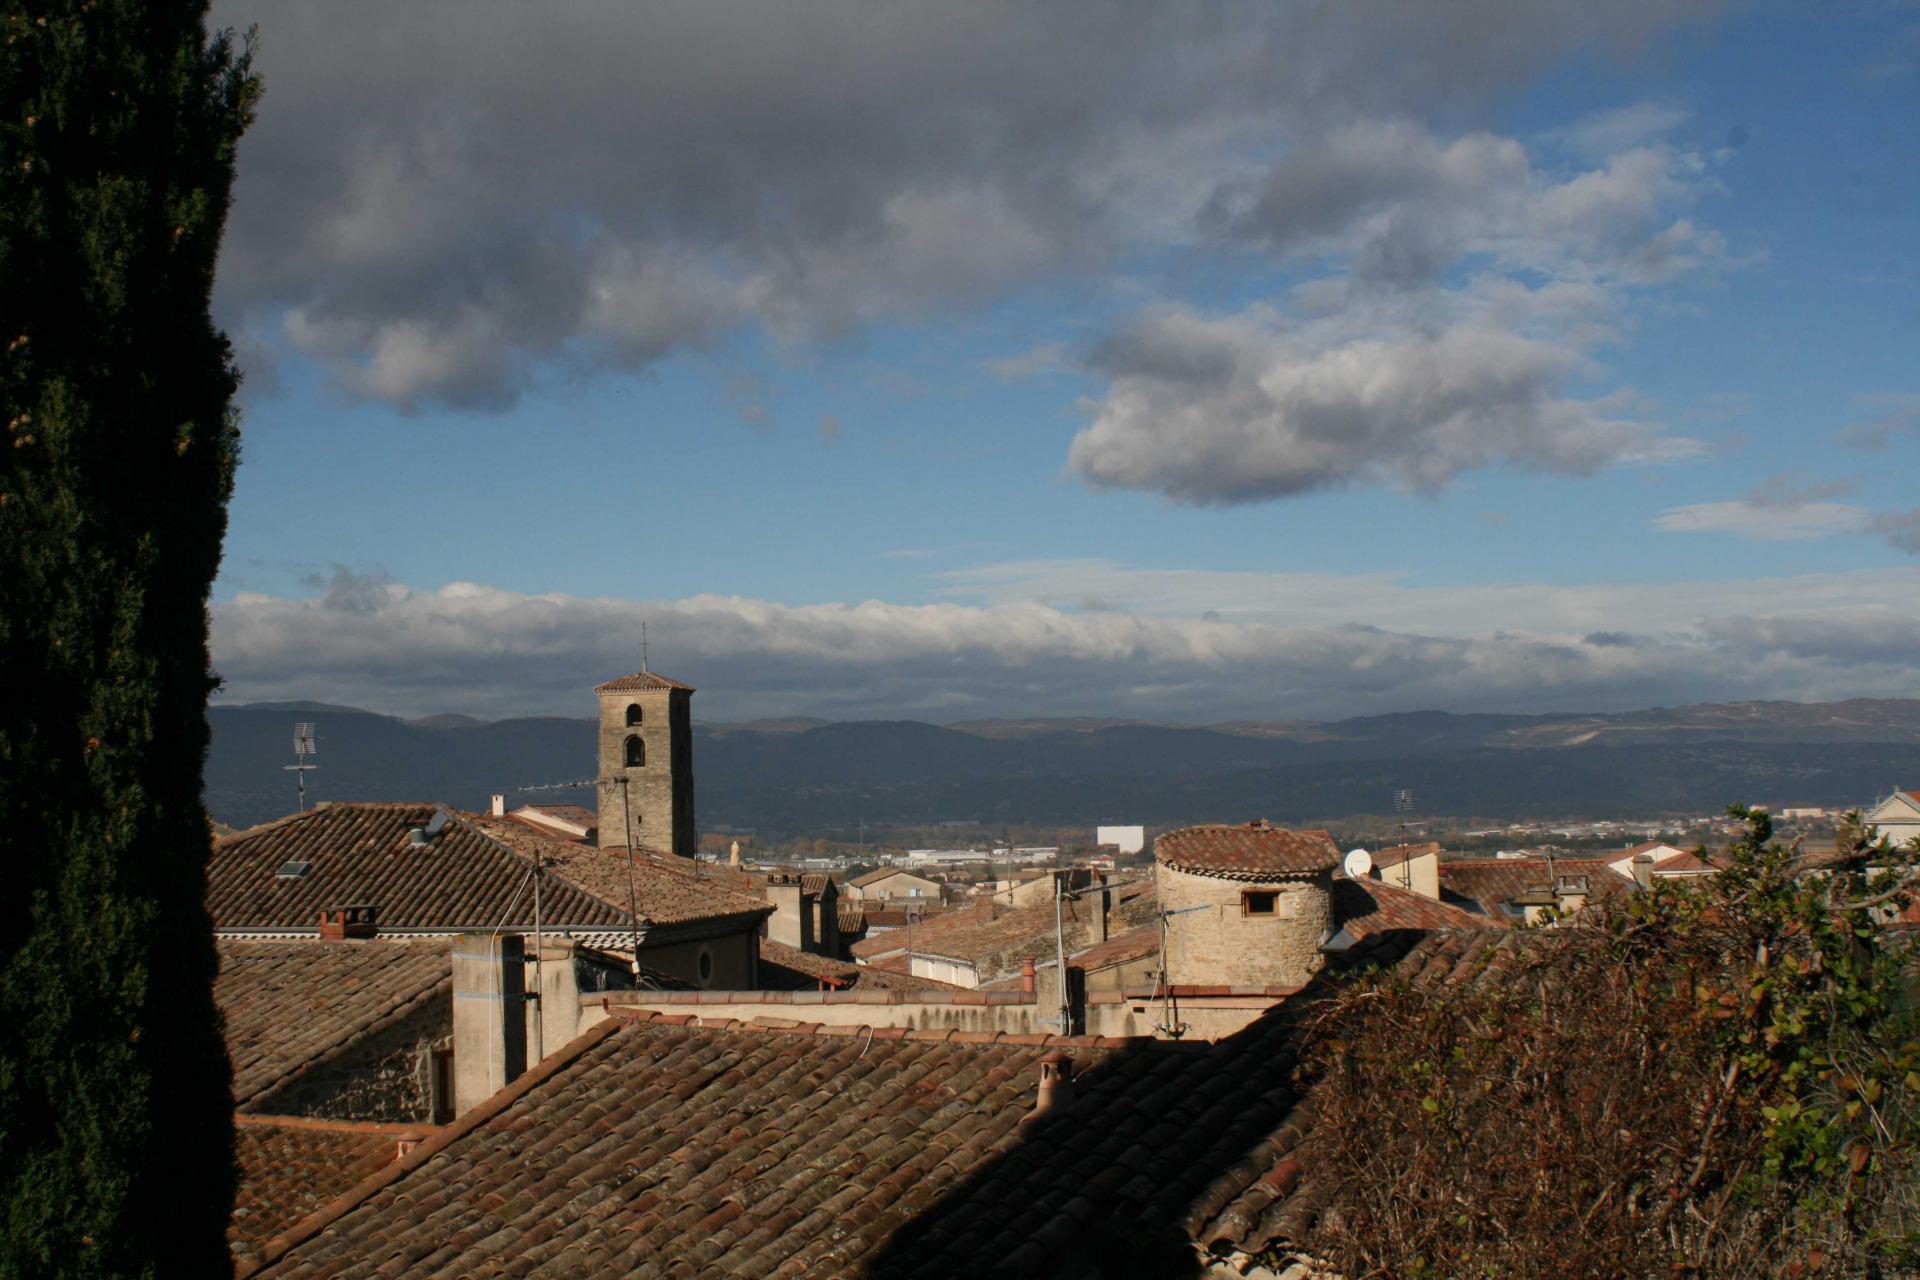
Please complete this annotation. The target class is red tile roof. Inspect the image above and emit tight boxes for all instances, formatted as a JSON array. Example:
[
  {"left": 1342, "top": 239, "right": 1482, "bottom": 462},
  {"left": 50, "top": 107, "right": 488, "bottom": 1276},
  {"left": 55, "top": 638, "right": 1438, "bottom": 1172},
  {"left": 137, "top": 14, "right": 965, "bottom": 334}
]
[
  {"left": 210, "top": 804, "right": 632, "bottom": 932},
  {"left": 230, "top": 1117, "right": 414, "bottom": 1265},
  {"left": 1333, "top": 878, "right": 1497, "bottom": 941},
  {"left": 216, "top": 939, "right": 451, "bottom": 1113},
  {"left": 466, "top": 815, "right": 772, "bottom": 929},
  {"left": 240, "top": 929, "right": 1517, "bottom": 1278},
  {"left": 1439, "top": 857, "right": 1632, "bottom": 917},
  {"left": 757, "top": 940, "right": 963, "bottom": 993},
  {"left": 850, "top": 880, "right": 1159, "bottom": 980},
  {"left": 593, "top": 671, "right": 695, "bottom": 693},
  {"left": 1157, "top": 822, "right": 1341, "bottom": 879},
  {"left": 1372, "top": 841, "right": 1440, "bottom": 869}
]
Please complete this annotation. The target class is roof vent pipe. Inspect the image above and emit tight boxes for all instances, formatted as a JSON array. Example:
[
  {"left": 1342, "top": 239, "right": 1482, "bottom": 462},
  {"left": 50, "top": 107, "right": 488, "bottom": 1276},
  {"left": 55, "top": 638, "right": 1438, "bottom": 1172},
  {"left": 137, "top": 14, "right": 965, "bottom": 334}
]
[{"left": 409, "top": 827, "right": 429, "bottom": 847}]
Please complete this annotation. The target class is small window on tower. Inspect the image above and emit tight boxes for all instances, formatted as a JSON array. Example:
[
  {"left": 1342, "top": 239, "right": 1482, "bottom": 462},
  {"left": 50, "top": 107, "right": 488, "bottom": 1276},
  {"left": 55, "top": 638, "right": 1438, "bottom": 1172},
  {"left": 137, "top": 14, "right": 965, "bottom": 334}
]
[
  {"left": 1242, "top": 891, "right": 1278, "bottom": 916},
  {"left": 625, "top": 703, "right": 642, "bottom": 726},
  {"left": 624, "top": 735, "right": 645, "bottom": 767}
]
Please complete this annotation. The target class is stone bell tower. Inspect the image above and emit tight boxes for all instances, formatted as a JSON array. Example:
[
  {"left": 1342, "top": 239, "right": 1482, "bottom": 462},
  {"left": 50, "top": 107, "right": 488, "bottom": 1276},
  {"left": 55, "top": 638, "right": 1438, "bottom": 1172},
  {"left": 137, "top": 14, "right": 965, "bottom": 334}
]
[{"left": 594, "top": 670, "right": 695, "bottom": 857}]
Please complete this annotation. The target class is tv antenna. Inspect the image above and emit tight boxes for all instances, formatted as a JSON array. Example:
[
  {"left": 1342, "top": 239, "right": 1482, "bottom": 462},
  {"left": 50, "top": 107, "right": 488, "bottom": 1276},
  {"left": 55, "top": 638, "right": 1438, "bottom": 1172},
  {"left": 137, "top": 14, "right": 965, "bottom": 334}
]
[
  {"left": 639, "top": 621, "right": 648, "bottom": 674},
  {"left": 283, "top": 722, "right": 319, "bottom": 811}
]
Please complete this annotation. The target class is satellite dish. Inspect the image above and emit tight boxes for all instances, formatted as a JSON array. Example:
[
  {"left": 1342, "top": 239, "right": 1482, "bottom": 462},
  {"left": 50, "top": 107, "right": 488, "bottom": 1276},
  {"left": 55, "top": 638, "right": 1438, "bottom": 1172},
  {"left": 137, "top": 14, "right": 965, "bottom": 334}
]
[{"left": 1343, "top": 848, "right": 1373, "bottom": 879}]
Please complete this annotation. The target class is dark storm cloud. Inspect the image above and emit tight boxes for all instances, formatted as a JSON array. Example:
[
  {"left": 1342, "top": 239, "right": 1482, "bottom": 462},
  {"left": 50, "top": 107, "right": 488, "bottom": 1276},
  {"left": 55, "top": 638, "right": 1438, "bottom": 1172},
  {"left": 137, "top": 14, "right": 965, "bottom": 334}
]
[{"left": 210, "top": 0, "right": 1722, "bottom": 409}]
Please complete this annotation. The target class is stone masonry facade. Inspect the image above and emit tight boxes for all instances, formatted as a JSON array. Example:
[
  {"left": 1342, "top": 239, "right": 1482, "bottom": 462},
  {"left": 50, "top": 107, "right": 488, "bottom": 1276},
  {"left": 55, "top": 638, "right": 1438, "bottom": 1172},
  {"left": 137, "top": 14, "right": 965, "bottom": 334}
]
[
  {"left": 1160, "top": 862, "right": 1332, "bottom": 989},
  {"left": 596, "top": 684, "right": 695, "bottom": 857},
  {"left": 249, "top": 998, "right": 451, "bottom": 1124}
]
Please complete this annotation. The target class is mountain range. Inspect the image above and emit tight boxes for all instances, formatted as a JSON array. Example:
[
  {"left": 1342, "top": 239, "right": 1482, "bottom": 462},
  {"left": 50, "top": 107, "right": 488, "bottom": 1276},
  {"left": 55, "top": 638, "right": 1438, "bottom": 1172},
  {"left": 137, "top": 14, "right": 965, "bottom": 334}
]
[{"left": 203, "top": 698, "right": 1920, "bottom": 835}]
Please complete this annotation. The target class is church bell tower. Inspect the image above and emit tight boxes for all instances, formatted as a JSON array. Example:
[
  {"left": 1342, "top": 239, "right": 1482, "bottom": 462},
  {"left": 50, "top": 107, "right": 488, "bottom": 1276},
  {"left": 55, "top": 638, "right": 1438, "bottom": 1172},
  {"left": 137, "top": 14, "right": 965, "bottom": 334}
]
[{"left": 594, "top": 670, "right": 695, "bottom": 857}]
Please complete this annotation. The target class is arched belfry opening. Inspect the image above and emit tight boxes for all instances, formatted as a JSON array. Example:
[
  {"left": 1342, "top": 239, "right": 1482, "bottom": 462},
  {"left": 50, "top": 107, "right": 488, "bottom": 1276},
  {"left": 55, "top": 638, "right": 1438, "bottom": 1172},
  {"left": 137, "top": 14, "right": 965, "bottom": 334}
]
[{"left": 594, "top": 670, "right": 696, "bottom": 857}]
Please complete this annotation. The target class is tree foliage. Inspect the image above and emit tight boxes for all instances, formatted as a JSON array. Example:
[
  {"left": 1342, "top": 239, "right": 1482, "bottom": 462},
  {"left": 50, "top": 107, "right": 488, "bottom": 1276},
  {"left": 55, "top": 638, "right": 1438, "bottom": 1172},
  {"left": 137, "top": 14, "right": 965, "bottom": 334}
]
[
  {"left": 1294, "top": 808, "right": 1920, "bottom": 1279},
  {"left": 0, "top": 2, "right": 255, "bottom": 1273}
]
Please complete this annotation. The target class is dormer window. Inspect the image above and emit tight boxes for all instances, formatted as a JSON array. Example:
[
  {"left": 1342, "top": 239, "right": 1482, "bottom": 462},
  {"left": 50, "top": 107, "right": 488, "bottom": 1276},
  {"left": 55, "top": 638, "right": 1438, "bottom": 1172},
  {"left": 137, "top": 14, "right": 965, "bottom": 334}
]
[
  {"left": 625, "top": 703, "right": 643, "bottom": 726},
  {"left": 624, "top": 735, "right": 645, "bottom": 767}
]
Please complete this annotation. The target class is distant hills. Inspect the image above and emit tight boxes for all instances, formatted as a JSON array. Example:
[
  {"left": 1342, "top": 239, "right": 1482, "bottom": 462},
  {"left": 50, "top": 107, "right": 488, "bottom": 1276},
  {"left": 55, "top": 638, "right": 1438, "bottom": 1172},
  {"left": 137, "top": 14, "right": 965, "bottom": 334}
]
[{"left": 203, "top": 698, "right": 1920, "bottom": 835}]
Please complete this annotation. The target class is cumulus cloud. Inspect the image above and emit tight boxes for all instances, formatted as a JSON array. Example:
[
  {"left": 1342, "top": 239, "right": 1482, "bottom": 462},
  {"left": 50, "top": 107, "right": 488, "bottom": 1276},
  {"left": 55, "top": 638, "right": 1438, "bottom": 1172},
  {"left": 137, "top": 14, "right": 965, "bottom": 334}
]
[
  {"left": 209, "top": 564, "right": 1920, "bottom": 722},
  {"left": 1069, "top": 112, "right": 1732, "bottom": 504},
  {"left": 1067, "top": 288, "right": 1683, "bottom": 503},
  {"left": 209, "top": 0, "right": 1722, "bottom": 409}
]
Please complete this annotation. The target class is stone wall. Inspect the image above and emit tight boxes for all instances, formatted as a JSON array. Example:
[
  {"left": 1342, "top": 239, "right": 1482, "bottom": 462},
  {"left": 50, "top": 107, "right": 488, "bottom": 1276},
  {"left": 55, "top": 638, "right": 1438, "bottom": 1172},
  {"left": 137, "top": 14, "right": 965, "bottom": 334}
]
[
  {"left": 1160, "top": 863, "right": 1331, "bottom": 988},
  {"left": 596, "top": 686, "right": 694, "bottom": 856},
  {"left": 250, "top": 995, "right": 451, "bottom": 1124}
]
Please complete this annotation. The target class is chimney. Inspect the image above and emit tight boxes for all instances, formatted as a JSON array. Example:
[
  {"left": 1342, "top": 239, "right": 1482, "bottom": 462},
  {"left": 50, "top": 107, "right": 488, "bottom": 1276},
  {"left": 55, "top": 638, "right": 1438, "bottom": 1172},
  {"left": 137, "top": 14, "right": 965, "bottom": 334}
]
[
  {"left": 317, "top": 904, "right": 377, "bottom": 941},
  {"left": 1026, "top": 1051, "right": 1075, "bottom": 1123},
  {"left": 1090, "top": 872, "right": 1110, "bottom": 944},
  {"left": 452, "top": 933, "right": 527, "bottom": 1114},
  {"left": 973, "top": 899, "right": 999, "bottom": 923},
  {"left": 1021, "top": 956, "right": 1036, "bottom": 996},
  {"left": 490, "top": 794, "right": 506, "bottom": 817},
  {"left": 1631, "top": 853, "right": 1655, "bottom": 890},
  {"left": 408, "top": 827, "right": 430, "bottom": 847}
]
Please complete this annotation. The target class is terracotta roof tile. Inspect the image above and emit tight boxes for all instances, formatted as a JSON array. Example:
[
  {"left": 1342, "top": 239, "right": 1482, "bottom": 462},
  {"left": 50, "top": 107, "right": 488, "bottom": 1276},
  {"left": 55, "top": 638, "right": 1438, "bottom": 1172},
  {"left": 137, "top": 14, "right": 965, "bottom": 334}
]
[
  {"left": 230, "top": 1118, "right": 410, "bottom": 1263},
  {"left": 1156, "top": 822, "right": 1341, "bottom": 879},
  {"left": 1333, "top": 878, "right": 1498, "bottom": 941},
  {"left": 216, "top": 939, "right": 451, "bottom": 1113},
  {"left": 209, "top": 804, "right": 631, "bottom": 932},
  {"left": 246, "top": 930, "right": 1525, "bottom": 1278},
  {"left": 467, "top": 815, "right": 772, "bottom": 928},
  {"left": 1372, "top": 841, "right": 1440, "bottom": 869},
  {"left": 757, "top": 940, "right": 963, "bottom": 994},
  {"left": 1439, "top": 857, "right": 1630, "bottom": 917},
  {"left": 593, "top": 670, "right": 695, "bottom": 692},
  {"left": 850, "top": 880, "right": 1159, "bottom": 981}
]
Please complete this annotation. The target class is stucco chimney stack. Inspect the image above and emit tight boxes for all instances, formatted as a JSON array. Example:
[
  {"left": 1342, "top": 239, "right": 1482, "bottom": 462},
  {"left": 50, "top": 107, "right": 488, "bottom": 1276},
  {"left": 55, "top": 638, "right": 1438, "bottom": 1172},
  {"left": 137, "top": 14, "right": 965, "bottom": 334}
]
[{"left": 490, "top": 794, "right": 506, "bottom": 817}]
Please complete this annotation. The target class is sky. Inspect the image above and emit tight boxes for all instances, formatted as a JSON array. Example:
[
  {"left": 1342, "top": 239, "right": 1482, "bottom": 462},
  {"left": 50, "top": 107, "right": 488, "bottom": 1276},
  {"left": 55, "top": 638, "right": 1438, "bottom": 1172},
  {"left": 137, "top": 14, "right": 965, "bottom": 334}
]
[{"left": 203, "top": 0, "right": 1920, "bottom": 723}]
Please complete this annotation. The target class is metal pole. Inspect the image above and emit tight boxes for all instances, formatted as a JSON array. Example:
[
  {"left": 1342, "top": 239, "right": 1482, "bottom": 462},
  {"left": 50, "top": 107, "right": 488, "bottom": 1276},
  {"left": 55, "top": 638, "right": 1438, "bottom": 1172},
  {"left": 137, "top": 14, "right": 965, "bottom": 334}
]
[
  {"left": 531, "top": 836, "right": 544, "bottom": 1060},
  {"left": 619, "top": 778, "right": 641, "bottom": 971},
  {"left": 1055, "top": 874, "right": 1070, "bottom": 1034}
]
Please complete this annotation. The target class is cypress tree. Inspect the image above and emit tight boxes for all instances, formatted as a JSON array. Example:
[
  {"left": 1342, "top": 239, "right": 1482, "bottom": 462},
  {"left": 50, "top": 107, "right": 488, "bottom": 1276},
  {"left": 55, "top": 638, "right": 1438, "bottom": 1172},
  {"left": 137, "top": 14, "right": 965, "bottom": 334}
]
[{"left": 0, "top": 3, "right": 256, "bottom": 1274}]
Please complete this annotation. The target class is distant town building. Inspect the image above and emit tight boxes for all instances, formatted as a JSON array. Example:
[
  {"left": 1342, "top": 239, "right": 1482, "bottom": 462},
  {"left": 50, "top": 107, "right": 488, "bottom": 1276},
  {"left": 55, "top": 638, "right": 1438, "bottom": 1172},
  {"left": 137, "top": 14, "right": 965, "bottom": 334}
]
[
  {"left": 1096, "top": 824, "right": 1145, "bottom": 854},
  {"left": 1864, "top": 789, "right": 1920, "bottom": 846}
]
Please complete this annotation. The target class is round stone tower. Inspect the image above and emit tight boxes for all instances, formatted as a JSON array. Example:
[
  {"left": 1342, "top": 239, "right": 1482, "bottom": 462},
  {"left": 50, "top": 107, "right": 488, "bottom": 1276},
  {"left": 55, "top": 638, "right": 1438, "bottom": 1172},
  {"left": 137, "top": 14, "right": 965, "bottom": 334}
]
[{"left": 1156, "top": 820, "right": 1340, "bottom": 989}]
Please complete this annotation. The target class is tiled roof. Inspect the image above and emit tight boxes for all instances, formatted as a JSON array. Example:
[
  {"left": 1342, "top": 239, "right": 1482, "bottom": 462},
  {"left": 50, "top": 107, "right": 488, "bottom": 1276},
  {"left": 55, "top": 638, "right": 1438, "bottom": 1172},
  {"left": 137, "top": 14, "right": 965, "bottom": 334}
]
[
  {"left": 1156, "top": 822, "right": 1341, "bottom": 879},
  {"left": 209, "top": 804, "right": 632, "bottom": 932},
  {"left": 217, "top": 939, "right": 452, "bottom": 1112},
  {"left": 758, "top": 940, "right": 963, "bottom": 993},
  {"left": 467, "top": 815, "right": 771, "bottom": 929},
  {"left": 230, "top": 1117, "right": 413, "bottom": 1264},
  {"left": 851, "top": 866, "right": 934, "bottom": 888},
  {"left": 850, "top": 880, "right": 1159, "bottom": 979},
  {"left": 242, "top": 929, "right": 1516, "bottom": 1278},
  {"left": 1439, "top": 857, "right": 1629, "bottom": 916},
  {"left": 837, "top": 902, "right": 868, "bottom": 934},
  {"left": 1372, "top": 841, "right": 1440, "bottom": 869},
  {"left": 593, "top": 671, "right": 695, "bottom": 693},
  {"left": 1333, "top": 878, "right": 1497, "bottom": 942},
  {"left": 979, "top": 923, "right": 1163, "bottom": 990}
]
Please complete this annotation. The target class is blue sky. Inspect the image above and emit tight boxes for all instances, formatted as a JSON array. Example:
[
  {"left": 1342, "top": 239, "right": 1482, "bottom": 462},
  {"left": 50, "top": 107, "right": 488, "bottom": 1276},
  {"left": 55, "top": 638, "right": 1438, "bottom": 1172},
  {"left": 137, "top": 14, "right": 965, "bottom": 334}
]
[{"left": 205, "top": 1, "right": 1920, "bottom": 722}]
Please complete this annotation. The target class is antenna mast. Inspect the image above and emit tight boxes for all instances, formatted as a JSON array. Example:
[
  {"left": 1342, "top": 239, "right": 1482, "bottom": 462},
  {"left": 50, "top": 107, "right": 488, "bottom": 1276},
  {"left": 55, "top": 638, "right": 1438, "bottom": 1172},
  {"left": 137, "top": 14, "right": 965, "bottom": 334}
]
[
  {"left": 283, "top": 722, "right": 319, "bottom": 811},
  {"left": 640, "top": 621, "right": 649, "bottom": 674}
]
